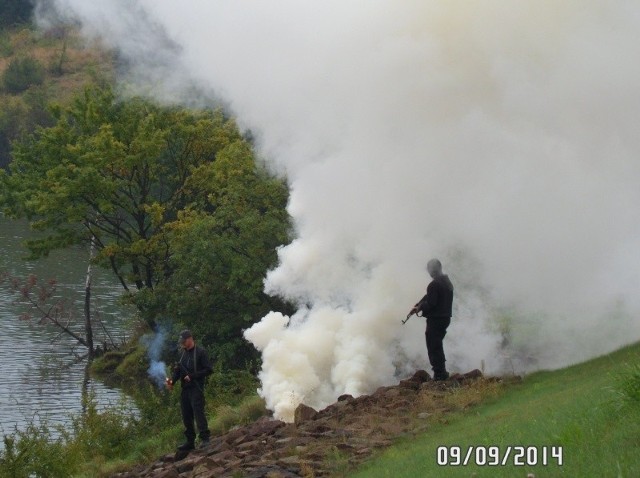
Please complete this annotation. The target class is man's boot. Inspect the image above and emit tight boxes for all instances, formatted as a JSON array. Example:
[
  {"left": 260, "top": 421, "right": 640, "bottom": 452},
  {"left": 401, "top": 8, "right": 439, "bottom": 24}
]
[
  {"left": 177, "top": 442, "right": 195, "bottom": 451},
  {"left": 434, "top": 371, "right": 449, "bottom": 381}
]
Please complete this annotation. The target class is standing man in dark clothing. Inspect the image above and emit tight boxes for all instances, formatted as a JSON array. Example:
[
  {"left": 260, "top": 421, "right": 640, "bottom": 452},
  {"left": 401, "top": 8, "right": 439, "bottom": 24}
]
[
  {"left": 166, "top": 330, "right": 213, "bottom": 450},
  {"left": 410, "top": 259, "right": 454, "bottom": 381}
]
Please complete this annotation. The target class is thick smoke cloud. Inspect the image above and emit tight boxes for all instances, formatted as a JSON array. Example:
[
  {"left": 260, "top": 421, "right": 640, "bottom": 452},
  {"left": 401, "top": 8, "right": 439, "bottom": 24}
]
[{"left": 39, "top": 0, "right": 640, "bottom": 421}]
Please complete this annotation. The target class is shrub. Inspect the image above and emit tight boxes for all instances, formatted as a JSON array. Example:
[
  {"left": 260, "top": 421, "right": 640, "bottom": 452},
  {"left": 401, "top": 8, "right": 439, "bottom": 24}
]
[
  {"left": 131, "top": 383, "right": 181, "bottom": 429},
  {"left": 90, "top": 349, "right": 127, "bottom": 374},
  {"left": 2, "top": 56, "right": 45, "bottom": 94},
  {"left": 0, "top": 383, "right": 208, "bottom": 476},
  {"left": 0, "top": 33, "right": 13, "bottom": 57},
  {"left": 236, "top": 395, "right": 268, "bottom": 423},
  {"left": 209, "top": 395, "right": 268, "bottom": 435},
  {"left": 210, "top": 405, "right": 241, "bottom": 435},
  {"left": 70, "top": 394, "right": 138, "bottom": 460},
  {"left": 114, "top": 345, "right": 148, "bottom": 379},
  {"left": 0, "top": 423, "right": 80, "bottom": 478},
  {"left": 616, "top": 362, "right": 640, "bottom": 407},
  {"left": 205, "top": 367, "right": 259, "bottom": 410}
]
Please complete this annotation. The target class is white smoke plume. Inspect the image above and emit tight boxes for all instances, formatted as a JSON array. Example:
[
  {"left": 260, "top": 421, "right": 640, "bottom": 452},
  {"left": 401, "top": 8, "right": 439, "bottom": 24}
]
[
  {"left": 39, "top": 1, "right": 640, "bottom": 421},
  {"left": 141, "top": 328, "right": 167, "bottom": 388}
]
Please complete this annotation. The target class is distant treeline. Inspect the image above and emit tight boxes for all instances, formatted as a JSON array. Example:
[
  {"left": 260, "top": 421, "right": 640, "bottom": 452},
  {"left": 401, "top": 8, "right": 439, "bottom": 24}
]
[
  {"left": 0, "top": 5, "right": 55, "bottom": 169},
  {"left": 0, "top": 0, "right": 34, "bottom": 28},
  {"left": 1, "top": 19, "right": 112, "bottom": 168},
  {"left": 0, "top": 7, "right": 52, "bottom": 170}
]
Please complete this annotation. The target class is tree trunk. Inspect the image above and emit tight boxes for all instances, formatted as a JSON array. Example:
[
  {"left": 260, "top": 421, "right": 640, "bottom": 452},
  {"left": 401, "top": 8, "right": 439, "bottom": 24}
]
[
  {"left": 84, "top": 236, "right": 95, "bottom": 358},
  {"left": 54, "top": 27, "right": 68, "bottom": 76}
]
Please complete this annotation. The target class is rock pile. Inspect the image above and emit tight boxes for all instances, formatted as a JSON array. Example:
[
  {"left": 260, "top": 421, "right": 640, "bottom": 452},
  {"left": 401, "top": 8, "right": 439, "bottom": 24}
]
[{"left": 113, "top": 370, "right": 491, "bottom": 478}]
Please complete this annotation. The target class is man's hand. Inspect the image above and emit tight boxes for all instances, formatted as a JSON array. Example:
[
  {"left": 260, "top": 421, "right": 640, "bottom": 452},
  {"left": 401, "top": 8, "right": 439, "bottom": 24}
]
[
  {"left": 184, "top": 375, "right": 191, "bottom": 383},
  {"left": 409, "top": 305, "right": 419, "bottom": 315},
  {"left": 165, "top": 378, "right": 173, "bottom": 391}
]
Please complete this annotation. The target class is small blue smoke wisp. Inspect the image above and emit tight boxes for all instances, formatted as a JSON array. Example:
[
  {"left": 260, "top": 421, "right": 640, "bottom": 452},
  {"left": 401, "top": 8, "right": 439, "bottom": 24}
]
[{"left": 142, "top": 327, "right": 168, "bottom": 388}]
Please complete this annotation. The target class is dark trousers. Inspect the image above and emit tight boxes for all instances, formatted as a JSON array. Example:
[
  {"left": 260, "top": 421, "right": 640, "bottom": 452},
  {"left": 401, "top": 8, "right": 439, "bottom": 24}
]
[
  {"left": 426, "top": 317, "right": 451, "bottom": 376},
  {"left": 180, "top": 387, "right": 210, "bottom": 443}
]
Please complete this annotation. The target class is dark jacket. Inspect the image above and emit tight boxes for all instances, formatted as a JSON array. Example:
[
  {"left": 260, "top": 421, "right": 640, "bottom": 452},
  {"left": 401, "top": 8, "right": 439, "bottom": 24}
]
[
  {"left": 171, "top": 345, "right": 213, "bottom": 391},
  {"left": 417, "top": 274, "right": 454, "bottom": 318}
]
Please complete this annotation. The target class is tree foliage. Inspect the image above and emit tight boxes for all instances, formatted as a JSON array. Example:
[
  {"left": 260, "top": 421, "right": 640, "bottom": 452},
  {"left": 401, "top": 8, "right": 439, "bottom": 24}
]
[
  {"left": 1, "top": 86, "right": 291, "bottom": 366},
  {"left": 145, "top": 141, "right": 293, "bottom": 367}
]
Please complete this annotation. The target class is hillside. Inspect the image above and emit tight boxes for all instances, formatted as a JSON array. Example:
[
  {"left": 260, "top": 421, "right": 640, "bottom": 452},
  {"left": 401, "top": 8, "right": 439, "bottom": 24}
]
[
  {"left": 354, "top": 342, "right": 640, "bottom": 478},
  {"left": 0, "top": 24, "right": 113, "bottom": 167},
  {"left": 111, "top": 370, "right": 499, "bottom": 478},
  {"left": 108, "top": 343, "right": 640, "bottom": 478}
]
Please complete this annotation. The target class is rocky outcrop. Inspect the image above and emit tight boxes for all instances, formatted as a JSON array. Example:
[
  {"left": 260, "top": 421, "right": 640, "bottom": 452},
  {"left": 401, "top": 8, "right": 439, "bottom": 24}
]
[
  {"left": 113, "top": 369, "right": 494, "bottom": 478},
  {"left": 293, "top": 404, "right": 318, "bottom": 425}
]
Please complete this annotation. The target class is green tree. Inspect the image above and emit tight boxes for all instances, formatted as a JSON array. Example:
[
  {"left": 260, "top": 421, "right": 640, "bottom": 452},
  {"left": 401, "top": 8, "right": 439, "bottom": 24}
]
[
  {"left": 3, "top": 86, "right": 229, "bottom": 290},
  {"left": 145, "top": 141, "right": 293, "bottom": 367},
  {"left": 1, "top": 86, "right": 291, "bottom": 365}
]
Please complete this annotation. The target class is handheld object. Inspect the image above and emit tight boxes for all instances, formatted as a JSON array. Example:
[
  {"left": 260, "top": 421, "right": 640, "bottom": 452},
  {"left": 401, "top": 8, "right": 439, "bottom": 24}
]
[{"left": 402, "top": 308, "right": 423, "bottom": 325}]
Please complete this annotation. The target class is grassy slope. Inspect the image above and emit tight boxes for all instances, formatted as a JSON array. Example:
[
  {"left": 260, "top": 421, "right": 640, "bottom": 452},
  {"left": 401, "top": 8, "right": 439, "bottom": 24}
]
[
  {"left": 0, "top": 25, "right": 113, "bottom": 169},
  {"left": 0, "top": 25, "right": 113, "bottom": 98},
  {"left": 91, "top": 395, "right": 267, "bottom": 477},
  {"left": 352, "top": 342, "right": 640, "bottom": 478}
]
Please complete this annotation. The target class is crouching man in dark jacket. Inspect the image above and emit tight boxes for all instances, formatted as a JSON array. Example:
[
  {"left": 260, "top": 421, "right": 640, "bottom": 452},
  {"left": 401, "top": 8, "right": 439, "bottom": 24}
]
[
  {"left": 410, "top": 259, "right": 454, "bottom": 381},
  {"left": 166, "top": 330, "right": 212, "bottom": 450}
]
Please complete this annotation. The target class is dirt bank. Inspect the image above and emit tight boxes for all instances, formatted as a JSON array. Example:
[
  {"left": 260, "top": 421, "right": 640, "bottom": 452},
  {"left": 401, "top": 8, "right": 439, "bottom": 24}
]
[{"left": 112, "top": 370, "right": 504, "bottom": 478}]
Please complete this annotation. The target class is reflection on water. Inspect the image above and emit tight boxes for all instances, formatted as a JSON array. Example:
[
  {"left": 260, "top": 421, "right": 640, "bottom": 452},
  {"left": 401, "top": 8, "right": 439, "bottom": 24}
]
[{"left": 0, "top": 217, "right": 136, "bottom": 441}]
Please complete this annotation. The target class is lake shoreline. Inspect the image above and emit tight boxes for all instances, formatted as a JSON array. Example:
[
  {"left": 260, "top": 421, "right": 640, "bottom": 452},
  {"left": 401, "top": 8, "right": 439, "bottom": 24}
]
[{"left": 0, "top": 217, "right": 137, "bottom": 445}]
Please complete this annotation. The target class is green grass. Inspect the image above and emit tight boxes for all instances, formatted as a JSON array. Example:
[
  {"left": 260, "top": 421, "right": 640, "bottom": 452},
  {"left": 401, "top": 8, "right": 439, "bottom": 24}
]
[
  {"left": 91, "top": 393, "right": 267, "bottom": 477},
  {"left": 210, "top": 395, "right": 267, "bottom": 435},
  {"left": 352, "top": 342, "right": 640, "bottom": 478},
  {"left": 82, "top": 424, "right": 184, "bottom": 478}
]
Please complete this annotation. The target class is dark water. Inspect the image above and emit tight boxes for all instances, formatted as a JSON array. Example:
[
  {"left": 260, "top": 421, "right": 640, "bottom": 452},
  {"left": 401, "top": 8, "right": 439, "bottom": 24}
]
[{"left": 0, "top": 217, "right": 135, "bottom": 441}]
